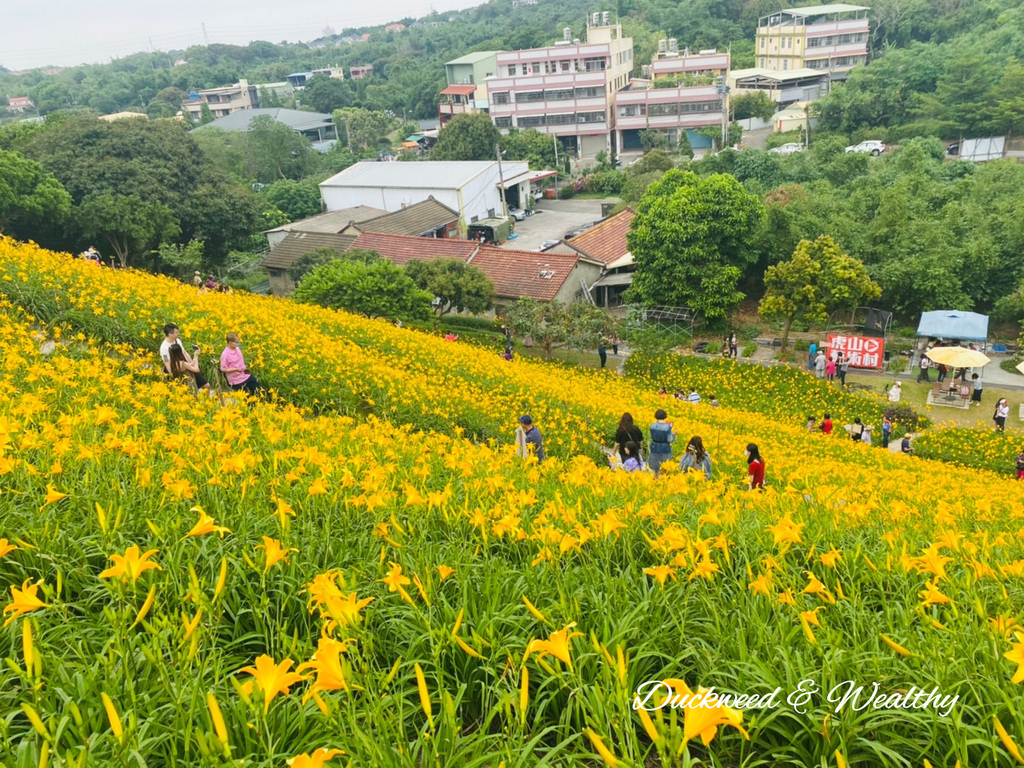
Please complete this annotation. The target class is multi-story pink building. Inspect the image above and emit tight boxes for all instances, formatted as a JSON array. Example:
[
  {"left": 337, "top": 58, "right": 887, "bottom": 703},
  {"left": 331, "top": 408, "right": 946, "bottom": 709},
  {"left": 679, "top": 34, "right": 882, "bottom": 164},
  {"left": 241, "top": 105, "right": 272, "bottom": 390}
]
[
  {"left": 756, "top": 4, "right": 870, "bottom": 79},
  {"left": 486, "top": 17, "right": 633, "bottom": 158},
  {"left": 615, "top": 46, "right": 729, "bottom": 152}
]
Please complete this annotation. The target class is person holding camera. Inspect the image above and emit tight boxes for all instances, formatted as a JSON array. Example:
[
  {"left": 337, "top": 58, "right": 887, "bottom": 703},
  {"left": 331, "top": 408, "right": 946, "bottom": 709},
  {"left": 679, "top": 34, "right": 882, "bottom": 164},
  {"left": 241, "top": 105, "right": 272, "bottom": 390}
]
[{"left": 167, "top": 343, "right": 211, "bottom": 395}]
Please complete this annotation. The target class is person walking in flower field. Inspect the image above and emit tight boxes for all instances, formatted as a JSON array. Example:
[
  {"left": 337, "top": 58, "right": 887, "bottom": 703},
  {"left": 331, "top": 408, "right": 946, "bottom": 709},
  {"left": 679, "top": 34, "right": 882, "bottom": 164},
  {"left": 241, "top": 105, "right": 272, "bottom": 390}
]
[
  {"left": 994, "top": 398, "right": 1010, "bottom": 432},
  {"left": 515, "top": 415, "right": 545, "bottom": 462},
  {"left": 621, "top": 441, "right": 643, "bottom": 472},
  {"left": 746, "top": 443, "right": 765, "bottom": 489},
  {"left": 1016, "top": 449, "right": 1024, "bottom": 479},
  {"left": 648, "top": 409, "right": 675, "bottom": 476},
  {"left": 220, "top": 332, "right": 261, "bottom": 395}
]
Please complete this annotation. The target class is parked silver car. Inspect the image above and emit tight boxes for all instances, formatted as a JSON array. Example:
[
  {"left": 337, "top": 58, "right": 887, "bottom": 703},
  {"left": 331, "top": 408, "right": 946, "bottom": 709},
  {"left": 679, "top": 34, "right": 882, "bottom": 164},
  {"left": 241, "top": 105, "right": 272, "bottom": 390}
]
[
  {"left": 768, "top": 142, "right": 804, "bottom": 155},
  {"left": 845, "top": 140, "right": 886, "bottom": 156}
]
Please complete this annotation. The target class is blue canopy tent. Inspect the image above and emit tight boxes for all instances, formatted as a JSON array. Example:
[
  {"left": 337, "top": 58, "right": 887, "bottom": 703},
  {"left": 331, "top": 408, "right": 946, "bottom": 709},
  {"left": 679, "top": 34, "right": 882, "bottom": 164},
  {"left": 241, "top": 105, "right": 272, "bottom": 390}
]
[{"left": 916, "top": 310, "right": 989, "bottom": 342}]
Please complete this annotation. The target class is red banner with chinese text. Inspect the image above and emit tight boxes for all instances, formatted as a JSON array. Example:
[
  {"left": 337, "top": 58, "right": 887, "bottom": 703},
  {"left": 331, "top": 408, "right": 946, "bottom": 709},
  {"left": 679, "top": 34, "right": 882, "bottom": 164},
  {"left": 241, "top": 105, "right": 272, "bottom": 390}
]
[{"left": 827, "top": 334, "right": 885, "bottom": 369}]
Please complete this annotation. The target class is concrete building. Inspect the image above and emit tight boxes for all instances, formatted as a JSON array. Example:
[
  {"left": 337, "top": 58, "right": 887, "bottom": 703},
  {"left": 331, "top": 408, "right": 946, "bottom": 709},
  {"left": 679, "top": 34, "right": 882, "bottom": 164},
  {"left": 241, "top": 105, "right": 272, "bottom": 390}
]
[
  {"left": 616, "top": 46, "right": 729, "bottom": 151},
  {"left": 756, "top": 4, "right": 870, "bottom": 79},
  {"left": 318, "top": 160, "right": 531, "bottom": 228},
  {"left": 286, "top": 68, "right": 345, "bottom": 89},
  {"left": 487, "top": 15, "right": 633, "bottom": 157},
  {"left": 349, "top": 65, "right": 374, "bottom": 79},
  {"left": 192, "top": 108, "right": 338, "bottom": 142},
  {"left": 6, "top": 96, "right": 32, "bottom": 112},
  {"left": 439, "top": 52, "right": 500, "bottom": 125},
  {"left": 183, "top": 79, "right": 260, "bottom": 121},
  {"left": 729, "top": 67, "right": 829, "bottom": 106}
]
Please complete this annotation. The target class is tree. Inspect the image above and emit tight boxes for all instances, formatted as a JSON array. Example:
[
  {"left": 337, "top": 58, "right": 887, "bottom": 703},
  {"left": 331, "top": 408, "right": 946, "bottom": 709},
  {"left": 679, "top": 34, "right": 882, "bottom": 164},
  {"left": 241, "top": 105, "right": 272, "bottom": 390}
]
[
  {"left": 293, "top": 251, "right": 433, "bottom": 321},
  {"left": 404, "top": 258, "right": 496, "bottom": 321},
  {"left": 0, "top": 149, "right": 72, "bottom": 235},
  {"left": 263, "top": 180, "right": 322, "bottom": 222},
  {"left": 431, "top": 114, "right": 500, "bottom": 161},
  {"left": 78, "top": 194, "right": 180, "bottom": 267},
  {"left": 504, "top": 298, "right": 565, "bottom": 359},
  {"left": 199, "top": 103, "right": 216, "bottom": 125},
  {"left": 333, "top": 108, "right": 397, "bottom": 152},
  {"left": 731, "top": 92, "right": 776, "bottom": 122},
  {"left": 155, "top": 239, "right": 204, "bottom": 279},
  {"left": 304, "top": 75, "right": 352, "bottom": 114},
  {"left": 559, "top": 301, "right": 614, "bottom": 352},
  {"left": 759, "top": 235, "right": 881, "bottom": 350},
  {"left": 245, "top": 115, "right": 316, "bottom": 182},
  {"left": 625, "top": 170, "right": 766, "bottom": 319},
  {"left": 290, "top": 247, "right": 342, "bottom": 283}
]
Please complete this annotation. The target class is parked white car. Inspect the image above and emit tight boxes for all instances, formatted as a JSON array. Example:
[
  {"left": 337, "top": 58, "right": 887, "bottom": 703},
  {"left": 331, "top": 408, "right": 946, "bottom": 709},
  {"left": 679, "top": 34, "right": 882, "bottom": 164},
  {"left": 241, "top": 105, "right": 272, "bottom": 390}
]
[
  {"left": 768, "top": 142, "right": 805, "bottom": 155},
  {"left": 508, "top": 207, "right": 527, "bottom": 222},
  {"left": 845, "top": 140, "right": 886, "bottom": 155}
]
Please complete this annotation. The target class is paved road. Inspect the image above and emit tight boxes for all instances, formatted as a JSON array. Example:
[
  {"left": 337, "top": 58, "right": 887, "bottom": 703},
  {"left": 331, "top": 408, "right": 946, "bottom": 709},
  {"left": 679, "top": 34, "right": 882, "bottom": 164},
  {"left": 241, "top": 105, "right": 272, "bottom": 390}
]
[{"left": 501, "top": 199, "right": 606, "bottom": 252}]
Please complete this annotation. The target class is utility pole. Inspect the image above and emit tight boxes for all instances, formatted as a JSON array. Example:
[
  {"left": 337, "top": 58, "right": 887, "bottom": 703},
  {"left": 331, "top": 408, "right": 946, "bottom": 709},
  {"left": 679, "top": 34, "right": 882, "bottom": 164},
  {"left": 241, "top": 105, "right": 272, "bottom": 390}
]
[
  {"left": 495, "top": 144, "right": 508, "bottom": 218},
  {"left": 716, "top": 76, "right": 731, "bottom": 149},
  {"left": 202, "top": 23, "right": 210, "bottom": 46}
]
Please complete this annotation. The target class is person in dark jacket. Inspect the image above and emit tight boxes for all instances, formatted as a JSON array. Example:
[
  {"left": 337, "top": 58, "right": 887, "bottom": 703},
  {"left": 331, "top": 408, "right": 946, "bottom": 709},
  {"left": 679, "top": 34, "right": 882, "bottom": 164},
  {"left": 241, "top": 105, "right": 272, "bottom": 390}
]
[
  {"left": 516, "top": 415, "right": 545, "bottom": 462},
  {"left": 613, "top": 412, "right": 644, "bottom": 465}
]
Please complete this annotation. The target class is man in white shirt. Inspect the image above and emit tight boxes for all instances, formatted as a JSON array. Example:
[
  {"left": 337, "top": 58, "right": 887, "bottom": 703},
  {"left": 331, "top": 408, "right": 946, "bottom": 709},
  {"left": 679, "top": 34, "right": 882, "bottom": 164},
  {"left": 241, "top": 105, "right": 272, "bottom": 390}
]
[
  {"left": 159, "top": 323, "right": 182, "bottom": 375},
  {"left": 687, "top": 388, "right": 701, "bottom": 404}
]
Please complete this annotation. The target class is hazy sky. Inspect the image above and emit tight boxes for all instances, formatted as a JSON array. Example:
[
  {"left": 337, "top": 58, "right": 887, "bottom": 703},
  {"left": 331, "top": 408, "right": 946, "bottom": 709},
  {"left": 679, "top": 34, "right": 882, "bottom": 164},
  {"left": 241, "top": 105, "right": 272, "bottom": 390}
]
[{"left": 3, "top": 0, "right": 482, "bottom": 70}]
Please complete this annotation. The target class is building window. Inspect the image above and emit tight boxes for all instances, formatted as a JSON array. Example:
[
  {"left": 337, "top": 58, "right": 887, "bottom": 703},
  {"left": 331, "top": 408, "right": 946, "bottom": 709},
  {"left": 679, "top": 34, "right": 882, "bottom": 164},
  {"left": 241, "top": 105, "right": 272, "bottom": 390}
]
[
  {"left": 783, "top": 60, "right": 789, "bottom": 70},
  {"left": 760, "top": 38, "right": 765, "bottom": 49},
  {"left": 806, "top": 58, "right": 829, "bottom": 69},
  {"left": 494, "top": 116, "right": 513, "bottom": 128},
  {"left": 471, "top": 215, "right": 479, "bottom": 223},
  {"left": 617, "top": 104, "right": 646, "bottom": 117},
  {"left": 680, "top": 100, "right": 720, "bottom": 113},
  {"left": 760, "top": 57, "right": 765, "bottom": 67},
  {"left": 545, "top": 88, "right": 574, "bottom": 101},
  {"left": 584, "top": 57, "right": 607, "bottom": 72},
  {"left": 488, "top": 209, "right": 495, "bottom": 218},
  {"left": 648, "top": 103, "right": 678, "bottom": 117},
  {"left": 517, "top": 90, "right": 544, "bottom": 102},
  {"left": 507, "top": 65, "right": 517, "bottom": 76},
  {"left": 519, "top": 114, "right": 546, "bottom": 127},
  {"left": 492, "top": 91, "right": 510, "bottom": 105},
  {"left": 575, "top": 86, "right": 601, "bottom": 99},
  {"left": 561, "top": 60, "right": 571, "bottom": 72},
  {"left": 577, "top": 111, "right": 605, "bottom": 123},
  {"left": 547, "top": 113, "right": 576, "bottom": 125}
]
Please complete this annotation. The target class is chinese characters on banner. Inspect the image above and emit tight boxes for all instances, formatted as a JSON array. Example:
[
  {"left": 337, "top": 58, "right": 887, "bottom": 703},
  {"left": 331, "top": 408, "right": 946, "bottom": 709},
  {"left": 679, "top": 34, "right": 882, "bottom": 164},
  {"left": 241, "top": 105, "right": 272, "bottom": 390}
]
[{"left": 827, "top": 334, "right": 885, "bottom": 369}]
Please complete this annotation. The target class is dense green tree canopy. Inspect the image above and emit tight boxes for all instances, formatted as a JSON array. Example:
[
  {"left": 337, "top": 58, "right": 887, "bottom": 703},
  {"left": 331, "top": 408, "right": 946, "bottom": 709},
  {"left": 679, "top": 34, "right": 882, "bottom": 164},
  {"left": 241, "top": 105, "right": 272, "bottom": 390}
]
[
  {"left": 0, "top": 148, "right": 72, "bottom": 236},
  {"left": 431, "top": 114, "right": 501, "bottom": 162},
  {"left": 293, "top": 250, "right": 434, "bottom": 321},
  {"left": 759, "top": 235, "right": 881, "bottom": 349},
  {"left": 626, "top": 169, "right": 765, "bottom": 319},
  {"left": 404, "top": 258, "right": 496, "bottom": 319}
]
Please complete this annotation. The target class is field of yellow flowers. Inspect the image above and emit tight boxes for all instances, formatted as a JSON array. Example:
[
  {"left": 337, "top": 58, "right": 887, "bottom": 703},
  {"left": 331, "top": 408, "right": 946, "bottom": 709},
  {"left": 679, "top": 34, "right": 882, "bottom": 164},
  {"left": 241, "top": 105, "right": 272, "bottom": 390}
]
[{"left": 2, "top": 238, "right": 1024, "bottom": 767}]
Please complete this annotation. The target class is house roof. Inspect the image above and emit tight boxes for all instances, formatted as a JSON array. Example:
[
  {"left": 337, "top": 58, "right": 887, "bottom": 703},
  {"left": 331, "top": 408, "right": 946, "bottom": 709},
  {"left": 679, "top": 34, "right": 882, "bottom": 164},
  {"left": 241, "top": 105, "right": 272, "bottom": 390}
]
[
  {"left": 441, "top": 84, "right": 477, "bottom": 96},
  {"left": 446, "top": 51, "right": 501, "bottom": 66},
  {"left": 265, "top": 206, "right": 385, "bottom": 235},
  {"left": 731, "top": 67, "right": 824, "bottom": 82},
  {"left": 469, "top": 246, "right": 581, "bottom": 301},
  {"left": 781, "top": 3, "right": 868, "bottom": 16},
  {"left": 320, "top": 160, "right": 529, "bottom": 190},
  {"left": 347, "top": 232, "right": 479, "bottom": 265},
  {"left": 193, "top": 108, "right": 334, "bottom": 133},
  {"left": 261, "top": 232, "right": 358, "bottom": 270},
  {"left": 355, "top": 198, "right": 459, "bottom": 236},
  {"left": 566, "top": 209, "right": 633, "bottom": 265}
]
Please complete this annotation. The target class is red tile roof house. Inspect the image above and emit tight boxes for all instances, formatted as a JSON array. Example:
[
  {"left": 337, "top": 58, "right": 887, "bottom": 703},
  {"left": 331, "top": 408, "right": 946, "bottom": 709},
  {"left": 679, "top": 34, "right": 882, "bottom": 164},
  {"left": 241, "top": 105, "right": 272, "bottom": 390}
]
[
  {"left": 346, "top": 233, "right": 604, "bottom": 311},
  {"left": 563, "top": 208, "right": 635, "bottom": 308}
]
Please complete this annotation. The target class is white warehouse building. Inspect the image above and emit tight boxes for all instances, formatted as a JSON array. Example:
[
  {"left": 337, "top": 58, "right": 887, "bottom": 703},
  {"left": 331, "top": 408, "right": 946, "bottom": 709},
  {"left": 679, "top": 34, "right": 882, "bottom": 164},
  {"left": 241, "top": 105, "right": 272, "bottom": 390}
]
[{"left": 318, "top": 161, "right": 531, "bottom": 228}]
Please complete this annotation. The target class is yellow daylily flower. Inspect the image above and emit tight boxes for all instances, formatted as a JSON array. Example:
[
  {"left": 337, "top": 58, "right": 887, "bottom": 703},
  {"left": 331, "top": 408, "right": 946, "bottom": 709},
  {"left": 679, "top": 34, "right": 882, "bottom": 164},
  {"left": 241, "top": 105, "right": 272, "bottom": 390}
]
[
  {"left": 237, "top": 655, "right": 308, "bottom": 714},
  {"left": 185, "top": 506, "right": 231, "bottom": 538},
  {"left": 256, "top": 536, "right": 297, "bottom": 573},
  {"left": 525, "top": 624, "right": 583, "bottom": 669},
  {"left": 287, "top": 748, "right": 345, "bottom": 768},
  {"left": 3, "top": 579, "right": 48, "bottom": 627},
  {"left": 99, "top": 545, "right": 162, "bottom": 583}
]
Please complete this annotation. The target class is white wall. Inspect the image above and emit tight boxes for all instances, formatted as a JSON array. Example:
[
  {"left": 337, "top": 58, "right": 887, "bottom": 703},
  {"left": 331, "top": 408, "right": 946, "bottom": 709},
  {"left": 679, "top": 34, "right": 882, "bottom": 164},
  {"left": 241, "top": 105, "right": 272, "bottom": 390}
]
[{"left": 320, "top": 163, "right": 524, "bottom": 224}]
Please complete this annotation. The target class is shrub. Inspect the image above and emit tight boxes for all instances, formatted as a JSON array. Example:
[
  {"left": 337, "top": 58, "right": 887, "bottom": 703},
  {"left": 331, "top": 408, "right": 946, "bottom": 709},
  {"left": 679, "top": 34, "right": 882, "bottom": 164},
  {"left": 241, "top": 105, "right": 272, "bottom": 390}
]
[
  {"left": 557, "top": 184, "right": 576, "bottom": 199},
  {"left": 742, "top": 342, "right": 758, "bottom": 357}
]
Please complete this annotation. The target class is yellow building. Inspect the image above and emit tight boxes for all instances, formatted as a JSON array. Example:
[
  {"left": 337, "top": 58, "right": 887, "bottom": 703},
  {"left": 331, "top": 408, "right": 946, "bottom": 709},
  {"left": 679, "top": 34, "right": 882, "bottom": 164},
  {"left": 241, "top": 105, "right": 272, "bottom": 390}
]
[{"left": 756, "top": 4, "right": 869, "bottom": 79}]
